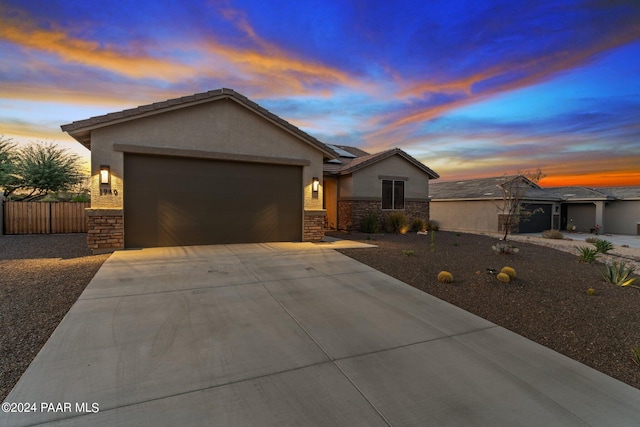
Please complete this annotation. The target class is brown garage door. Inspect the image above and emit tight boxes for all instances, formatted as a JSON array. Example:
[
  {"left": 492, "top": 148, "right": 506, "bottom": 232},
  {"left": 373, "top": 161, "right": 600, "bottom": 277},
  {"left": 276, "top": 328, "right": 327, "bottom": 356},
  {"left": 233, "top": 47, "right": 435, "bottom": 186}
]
[{"left": 124, "top": 154, "right": 302, "bottom": 248}]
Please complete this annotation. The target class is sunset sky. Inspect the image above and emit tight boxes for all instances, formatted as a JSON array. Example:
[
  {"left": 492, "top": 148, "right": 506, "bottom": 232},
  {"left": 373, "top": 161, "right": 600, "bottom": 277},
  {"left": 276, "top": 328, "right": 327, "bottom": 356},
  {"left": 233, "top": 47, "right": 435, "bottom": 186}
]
[{"left": 1, "top": 0, "right": 639, "bottom": 187}]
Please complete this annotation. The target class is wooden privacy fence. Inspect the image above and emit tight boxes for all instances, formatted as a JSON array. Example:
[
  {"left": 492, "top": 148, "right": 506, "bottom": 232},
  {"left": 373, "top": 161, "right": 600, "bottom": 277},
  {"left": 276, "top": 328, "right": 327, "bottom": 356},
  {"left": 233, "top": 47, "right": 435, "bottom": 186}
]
[{"left": 3, "top": 201, "right": 90, "bottom": 234}]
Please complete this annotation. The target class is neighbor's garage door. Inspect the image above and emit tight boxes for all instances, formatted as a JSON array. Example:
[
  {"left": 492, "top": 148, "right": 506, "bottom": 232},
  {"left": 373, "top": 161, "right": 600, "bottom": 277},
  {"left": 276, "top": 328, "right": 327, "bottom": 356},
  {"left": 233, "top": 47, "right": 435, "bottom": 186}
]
[
  {"left": 519, "top": 203, "right": 552, "bottom": 233},
  {"left": 124, "top": 154, "right": 302, "bottom": 248}
]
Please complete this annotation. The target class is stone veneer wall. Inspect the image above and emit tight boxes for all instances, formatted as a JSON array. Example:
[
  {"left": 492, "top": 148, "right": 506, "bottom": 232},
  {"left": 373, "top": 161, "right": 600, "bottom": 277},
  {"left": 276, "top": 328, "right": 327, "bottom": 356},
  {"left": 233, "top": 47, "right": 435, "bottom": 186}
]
[
  {"left": 303, "top": 210, "right": 326, "bottom": 241},
  {"left": 86, "top": 209, "right": 124, "bottom": 253},
  {"left": 337, "top": 199, "right": 430, "bottom": 231}
]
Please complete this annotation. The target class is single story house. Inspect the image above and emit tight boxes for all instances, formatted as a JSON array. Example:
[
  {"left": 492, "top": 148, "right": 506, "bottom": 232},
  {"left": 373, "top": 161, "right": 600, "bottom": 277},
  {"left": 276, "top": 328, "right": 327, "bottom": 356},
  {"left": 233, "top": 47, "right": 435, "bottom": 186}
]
[
  {"left": 62, "top": 88, "right": 339, "bottom": 252},
  {"left": 546, "top": 186, "right": 640, "bottom": 235},
  {"left": 61, "top": 88, "right": 440, "bottom": 253},
  {"left": 430, "top": 176, "right": 640, "bottom": 235},
  {"left": 322, "top": 145, "right": 439, "bottom": 231}
]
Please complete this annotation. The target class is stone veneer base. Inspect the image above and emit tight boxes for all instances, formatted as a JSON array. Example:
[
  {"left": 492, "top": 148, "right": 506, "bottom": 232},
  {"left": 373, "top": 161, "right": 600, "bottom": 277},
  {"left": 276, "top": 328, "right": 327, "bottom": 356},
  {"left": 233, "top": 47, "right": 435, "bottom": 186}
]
[
  {"left": 303, "top": 210, "right": 326, "bottom": 241},
  {"left": 337, "top": 199, "right": 430, "bottom": 231},
  {"left": 86, "top": 209, "right": 124, "bottom": 254}
]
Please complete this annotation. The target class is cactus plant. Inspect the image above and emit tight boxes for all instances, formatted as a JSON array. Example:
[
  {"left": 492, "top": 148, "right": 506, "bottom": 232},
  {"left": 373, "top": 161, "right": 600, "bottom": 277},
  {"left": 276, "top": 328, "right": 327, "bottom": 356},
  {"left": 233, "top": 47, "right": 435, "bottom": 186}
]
[
  {"left": 492, "top": 242, "right": 519, "bottom": 254},
  {"left": 437, "top": 271, "right": 453, "bottom": 283},
  {"left": 496, "top": 272, "right": 510, "bottom": 283},
  {"left": 500, "top": 266, "right": 516, "bottom": 280},
  {"left": 586, "top": 288, "right": 596, "bottom": 296}
]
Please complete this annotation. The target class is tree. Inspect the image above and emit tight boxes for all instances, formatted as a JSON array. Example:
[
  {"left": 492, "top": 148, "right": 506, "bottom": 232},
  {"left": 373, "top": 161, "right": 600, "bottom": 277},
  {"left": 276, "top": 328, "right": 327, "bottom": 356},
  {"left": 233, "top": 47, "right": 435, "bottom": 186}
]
[
  {"left": 495, "top": 169, "right": 545, "bottom": 241},
  {"left": 1, "top": 141, "right": 84, "bottom": 201},
  {"left": 0, "top": 135, "right": 19, "bottom": 195}
]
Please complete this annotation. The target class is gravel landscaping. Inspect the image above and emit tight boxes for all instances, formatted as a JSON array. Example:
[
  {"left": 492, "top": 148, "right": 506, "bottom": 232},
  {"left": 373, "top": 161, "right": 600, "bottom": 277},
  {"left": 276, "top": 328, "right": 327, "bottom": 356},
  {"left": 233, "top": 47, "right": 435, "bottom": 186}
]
[
  {"left": 332, "top": 230, "right": 640, "bottom": 390},
  {"left": 0, "top": 234, "right": 109, "bottom": 401},
  {"left": 2, "top": 231, "right": 639, "bottom": 403}
]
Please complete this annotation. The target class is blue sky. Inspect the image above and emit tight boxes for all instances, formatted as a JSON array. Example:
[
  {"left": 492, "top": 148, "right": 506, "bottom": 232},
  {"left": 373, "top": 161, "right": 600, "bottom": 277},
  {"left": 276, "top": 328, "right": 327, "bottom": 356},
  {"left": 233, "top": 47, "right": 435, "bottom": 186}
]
[{"left": 1, "top": 0, "right": 639, "bottom": 186}]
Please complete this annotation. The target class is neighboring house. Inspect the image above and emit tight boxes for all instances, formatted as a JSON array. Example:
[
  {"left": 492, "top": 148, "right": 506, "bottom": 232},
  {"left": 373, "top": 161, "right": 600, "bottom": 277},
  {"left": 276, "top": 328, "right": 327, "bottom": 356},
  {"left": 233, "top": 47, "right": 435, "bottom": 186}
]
[
  {"left": 546, "top": 186, "right": 640, "bottom": 235},
  {"left": 62, "top": 88, "right": 339, "bottom": 252},
  {"left": 323, "top": 145, "right": 439, "bottom": 231},
  {"left": 430, "top": 176, "right": 640, "bottom": 235},
  {"left": 429, "top": 176, "right": 561, "bottom": 235}
]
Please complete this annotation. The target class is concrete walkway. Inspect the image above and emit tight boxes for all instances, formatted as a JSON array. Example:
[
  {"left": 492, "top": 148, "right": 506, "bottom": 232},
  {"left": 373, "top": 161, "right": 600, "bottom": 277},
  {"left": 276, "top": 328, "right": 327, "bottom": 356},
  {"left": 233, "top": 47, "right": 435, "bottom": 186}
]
[{"left": 3, "top": 242, "right": 640, "bottom": 426}]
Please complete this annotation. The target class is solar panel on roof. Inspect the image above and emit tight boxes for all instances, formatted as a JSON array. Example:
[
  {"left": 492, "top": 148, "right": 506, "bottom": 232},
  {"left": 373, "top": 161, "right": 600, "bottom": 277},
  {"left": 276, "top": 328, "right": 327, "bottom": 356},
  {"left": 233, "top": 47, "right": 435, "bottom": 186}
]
[{"left": 327, "top": 143, "right": 357, "bottom": 158}]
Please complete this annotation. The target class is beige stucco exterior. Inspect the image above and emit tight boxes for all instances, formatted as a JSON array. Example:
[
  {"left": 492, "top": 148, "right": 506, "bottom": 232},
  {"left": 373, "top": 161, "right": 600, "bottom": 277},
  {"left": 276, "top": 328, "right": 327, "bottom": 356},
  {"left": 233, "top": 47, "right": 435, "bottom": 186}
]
[
  {"left": 339, "top": 155, "right": 430, "bottom": 200},
  {"left": 605, "top": 200, "right": 640, "bottom": 235},
  {"left": 88, "top": 98, "right": 325, "bottom": 213},
  {"left": 325, "top": 154, "right": 435, "bottom": 231},
  {"left": 430, "top": 200, "right": 500, "bottom": 233}
]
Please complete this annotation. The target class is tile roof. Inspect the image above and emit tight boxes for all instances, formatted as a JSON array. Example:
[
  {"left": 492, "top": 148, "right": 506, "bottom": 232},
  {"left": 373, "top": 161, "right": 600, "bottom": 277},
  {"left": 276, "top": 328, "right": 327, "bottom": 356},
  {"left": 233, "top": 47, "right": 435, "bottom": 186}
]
[
  {"left": 61, "top": 88, "right": 339, "bottom": 159},
  {"left": 323, "top": 147, "right": 439, "bottom": 179},
  {"left": 430, "top": 176, "right": 560, "bottom": 201},
  {"left": 431, "top": 178, "right": 640, "bottom": 202},
  {"left": 543, "top": 186, "right": 612, "bottom": 200}
]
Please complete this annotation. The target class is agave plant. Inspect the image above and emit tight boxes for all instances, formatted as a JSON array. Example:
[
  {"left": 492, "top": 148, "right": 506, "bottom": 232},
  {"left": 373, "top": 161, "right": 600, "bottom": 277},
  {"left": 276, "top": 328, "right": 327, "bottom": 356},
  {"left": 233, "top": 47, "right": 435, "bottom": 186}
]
[
  {"left": 592, "top": 239, "right": 614, "bottom": 254},
  {"left": 600, "top": 261, "right": 637, "bottom": 287},
  {"left": 576, "top": 246, "right": 599, "bottom": 263}
]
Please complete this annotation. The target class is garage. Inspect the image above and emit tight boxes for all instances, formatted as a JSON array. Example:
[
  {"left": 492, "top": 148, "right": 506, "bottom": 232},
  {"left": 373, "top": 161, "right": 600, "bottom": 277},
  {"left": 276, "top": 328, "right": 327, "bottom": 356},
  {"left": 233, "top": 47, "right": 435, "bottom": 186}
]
[
  {"left": 519, "top": 203, "right": 552, "bottom": 233},
  {"left": 124, "top": 153, "right": 302, "bottom": 248}
]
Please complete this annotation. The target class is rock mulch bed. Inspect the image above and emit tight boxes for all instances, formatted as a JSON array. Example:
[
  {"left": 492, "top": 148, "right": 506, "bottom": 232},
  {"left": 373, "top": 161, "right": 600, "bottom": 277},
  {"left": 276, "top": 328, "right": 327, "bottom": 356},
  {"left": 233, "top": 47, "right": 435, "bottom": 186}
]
[
  {"left": 0, "top": 234, "right": 109, "bottom": 401},
  {"left": 333, "top": 230, "right": 640, "bottom": 390}
]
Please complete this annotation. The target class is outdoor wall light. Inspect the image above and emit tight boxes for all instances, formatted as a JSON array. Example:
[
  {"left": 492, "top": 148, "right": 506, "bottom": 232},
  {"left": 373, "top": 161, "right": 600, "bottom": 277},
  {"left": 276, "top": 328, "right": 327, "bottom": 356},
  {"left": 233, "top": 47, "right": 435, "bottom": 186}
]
[
  {"left": 312, "top": 177, "right": 319, "bottom": 193},
  {"left": 100, "top": 165, "right": 110, "bottom": 185}
]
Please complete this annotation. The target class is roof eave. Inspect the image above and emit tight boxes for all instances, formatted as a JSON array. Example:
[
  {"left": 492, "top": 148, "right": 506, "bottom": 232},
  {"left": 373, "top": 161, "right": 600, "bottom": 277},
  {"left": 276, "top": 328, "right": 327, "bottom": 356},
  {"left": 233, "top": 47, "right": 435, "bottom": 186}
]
[{"left": 61, "top": 88, "right": 339, "bottom": 158}]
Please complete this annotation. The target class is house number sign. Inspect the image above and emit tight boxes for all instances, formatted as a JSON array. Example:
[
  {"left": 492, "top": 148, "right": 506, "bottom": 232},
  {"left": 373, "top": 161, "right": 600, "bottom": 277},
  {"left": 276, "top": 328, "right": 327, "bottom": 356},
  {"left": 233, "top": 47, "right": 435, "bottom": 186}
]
[{"left": 100, "top": 188, "right": 118, "bottom": 196}]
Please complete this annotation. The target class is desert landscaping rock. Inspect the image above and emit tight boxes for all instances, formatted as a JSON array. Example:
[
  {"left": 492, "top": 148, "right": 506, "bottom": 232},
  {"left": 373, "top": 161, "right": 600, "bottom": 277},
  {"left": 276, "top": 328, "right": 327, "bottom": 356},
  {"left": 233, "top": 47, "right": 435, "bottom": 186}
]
[
  {"left": 0, "top": 234, "right": 109, "bottom": 401},
  {"left": 333, "top": 230, "right": 640, "bottom": 390}
]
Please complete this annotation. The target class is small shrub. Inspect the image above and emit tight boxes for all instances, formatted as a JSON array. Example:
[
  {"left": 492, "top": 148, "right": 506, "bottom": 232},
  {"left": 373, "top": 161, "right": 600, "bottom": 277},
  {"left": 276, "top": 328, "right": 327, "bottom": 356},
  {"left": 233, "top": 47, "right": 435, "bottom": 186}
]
[
  {"left": 500, "top": 266, "right": 516, "bottom": 280},
  {"left": 426, "top": 220, "right": 439, "bottom": 231},
  {"left": 576, "top": 246, "right": 599, "bottom": 263},
  {"left": 411, "top": 218, "right": 427, "bottom": 232},
  {"left": 600, "top": 261, "right": 637, "bottom": 287},
  {"left": 586, "top": 288, "right": 596, "bottom": 296},
  {"left": 496, "top": 272, "right": 510, "bottom": 283},
  {"left": 403, "top": 249, "right": 415, "bottom": 256},
  {"left": 592, "top": 239, "right": 614, "bottom": 254},
  {"left": 631, "top": 347, "right": 640, "bottom": 366},
  {"left": 437, "top": 271, "right": 453, "bottom": 283},
  {"left": 387, "top": 212, "right": 409, "bottom": 234},
  {"left": 492, "top": 242, "right": 519, "bottom": 255},
  {"left": 362, "top": 212, "right": 380, "bottom": 233},
  {"left": 542, "top": 229, "right": 564, "bottom": 240},
  {"left": 70, "top": 194, "right": 90, "bottom": 202}
]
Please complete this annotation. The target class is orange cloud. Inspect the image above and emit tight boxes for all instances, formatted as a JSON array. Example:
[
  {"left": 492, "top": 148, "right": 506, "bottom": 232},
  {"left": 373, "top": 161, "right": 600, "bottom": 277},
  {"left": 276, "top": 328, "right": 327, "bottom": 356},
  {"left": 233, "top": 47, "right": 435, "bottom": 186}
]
[
  {"left": 0, "top": 18, "right": 195, "bottom": 82},
  {"left": 196, "top": 2, "right": 364, "bottom": 96},
  {"left": 0, "top": 82, "right": 186, "bottom": 108},
  {"left": 369, "top": 29, "right": 640, "bottom": 146}
]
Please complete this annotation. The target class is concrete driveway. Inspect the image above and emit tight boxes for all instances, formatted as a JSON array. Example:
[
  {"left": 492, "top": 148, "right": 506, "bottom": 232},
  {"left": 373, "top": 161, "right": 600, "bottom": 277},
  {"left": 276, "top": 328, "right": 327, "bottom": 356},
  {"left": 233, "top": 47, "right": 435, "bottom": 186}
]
[{"left": 3, "top": 241, "right": 640, "bottom": 426}]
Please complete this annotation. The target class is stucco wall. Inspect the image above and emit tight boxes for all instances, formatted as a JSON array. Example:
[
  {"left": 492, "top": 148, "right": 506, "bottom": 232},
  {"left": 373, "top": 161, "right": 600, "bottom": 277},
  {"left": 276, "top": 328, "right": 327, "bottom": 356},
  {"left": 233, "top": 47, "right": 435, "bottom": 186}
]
[
  {"left": 566, "top": 204, "right": 595, "bottom": 233},
  {"left": 89, "top": 98, "right": 325, "bottom": 211},
  {"left": 351, "top": 156, "right": 430, "bottom": 200},
  {"left": 430, "top": 200, "right": 499, "bottom": 233},
  {"left": 604, "top": 200, "right": 640, "bottom": 235}
]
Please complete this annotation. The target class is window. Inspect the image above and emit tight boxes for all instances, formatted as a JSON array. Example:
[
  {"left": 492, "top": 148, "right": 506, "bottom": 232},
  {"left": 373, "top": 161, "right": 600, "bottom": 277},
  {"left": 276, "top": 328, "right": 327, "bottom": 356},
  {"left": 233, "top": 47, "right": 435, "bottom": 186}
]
[{"left": 382, "top": 179, "right": 404, "bottom": 209}]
